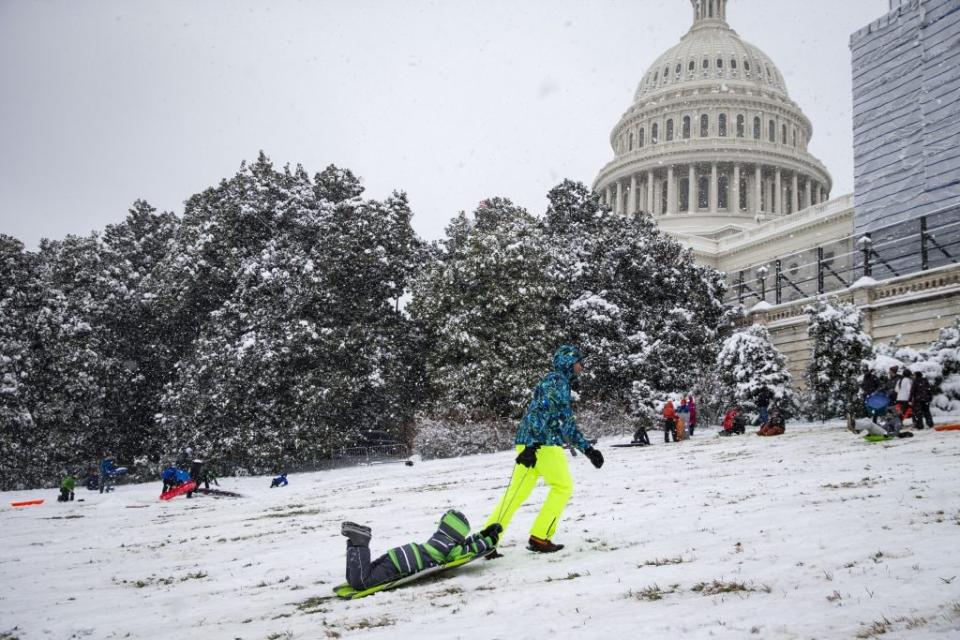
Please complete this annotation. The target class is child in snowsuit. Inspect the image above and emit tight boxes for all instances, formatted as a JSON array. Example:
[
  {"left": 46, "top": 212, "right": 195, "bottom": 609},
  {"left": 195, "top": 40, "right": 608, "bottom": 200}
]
[
  {"left": 270, "top": 473, "right": 288, "bottom": 488},
  {"left": 342, "top": 510, "right": 500, "bottom": 591},
  {"left": 720, "top": 406, "right": 746, "bottom": 436},
  {"left": 757, "top": 407, "right": 786, "bottom": 436},
  {"left": 161, "top": 466, "right": 190, "bottom": 494},
  {"left": 99, "top": 457, "right": 118, "bottom": 494},
  {"left": 58, "top": 475, "right": 76, "bottom": 502},
  {"left": 662, "top": 400, "right": 677, "bottom": 442},
  {"left": 910, "top": 371, "right": 934, "bottom": 429},
  {"left": 632, "top": 424, "right": 650, "bottom": 445},
  {"left": 677, "top": 399, "right": 690, "bottom": 439},
  {"left": 688, "top": 396, "right": 697, "bottom": 436}
]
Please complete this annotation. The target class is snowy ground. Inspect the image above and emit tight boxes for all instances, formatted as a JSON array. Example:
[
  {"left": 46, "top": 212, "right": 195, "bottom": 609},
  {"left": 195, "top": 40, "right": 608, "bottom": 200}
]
[{"left": 4, "top": 419, "right": 960, "bottom": 640}]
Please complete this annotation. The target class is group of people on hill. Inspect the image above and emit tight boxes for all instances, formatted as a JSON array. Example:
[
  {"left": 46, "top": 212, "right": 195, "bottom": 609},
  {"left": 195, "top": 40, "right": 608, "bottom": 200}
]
[
  {"left": 859, "top": 364, "right": 935, "bottom": 436},
  {"left": 659, "top": 396, "right": 697, "bottom": 442}
]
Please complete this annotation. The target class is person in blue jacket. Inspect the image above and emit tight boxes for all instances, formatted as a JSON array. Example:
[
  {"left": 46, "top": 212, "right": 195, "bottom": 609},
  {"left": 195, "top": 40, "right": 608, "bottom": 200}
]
[
  {"left": 483, "top": 345, "right": 604, "bottom": 554},
  {"left": 270, "top": 473, "right": 288, "bottom": 488},
  {"left": 99, "top": 455, "right": 127, "bottom": 494},
  {"left": 161, "top": 466, "right": 191, "bottom": 495}
]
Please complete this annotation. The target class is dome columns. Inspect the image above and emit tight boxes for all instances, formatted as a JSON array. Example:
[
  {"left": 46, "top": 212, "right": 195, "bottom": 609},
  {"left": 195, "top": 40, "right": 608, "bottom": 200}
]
[{"left": 601, "top": 162, "right": 829, "bottom": 220}]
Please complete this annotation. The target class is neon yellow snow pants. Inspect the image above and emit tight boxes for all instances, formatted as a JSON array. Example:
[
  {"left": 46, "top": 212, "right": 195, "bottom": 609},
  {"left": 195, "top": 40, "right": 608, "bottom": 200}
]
[{"left": 485, "top": 445, "right": 574, "bottom": 540}]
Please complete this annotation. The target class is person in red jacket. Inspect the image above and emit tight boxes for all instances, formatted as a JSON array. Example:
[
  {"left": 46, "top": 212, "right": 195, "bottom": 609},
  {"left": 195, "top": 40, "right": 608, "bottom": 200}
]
[{"left": 662, "top": 400, "right": 677, "bottom": 443}]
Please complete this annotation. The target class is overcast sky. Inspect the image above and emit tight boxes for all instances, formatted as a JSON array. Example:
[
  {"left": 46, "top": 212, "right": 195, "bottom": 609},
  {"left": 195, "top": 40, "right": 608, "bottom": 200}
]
[{"left": 0, "top": 0, "right": 889, "bottom": 249}]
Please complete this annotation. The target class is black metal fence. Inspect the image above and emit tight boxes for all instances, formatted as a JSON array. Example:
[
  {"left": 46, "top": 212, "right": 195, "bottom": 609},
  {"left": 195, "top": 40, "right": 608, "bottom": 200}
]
[{"left": 727, "top": 203, "right": 960, "bottom": 306}]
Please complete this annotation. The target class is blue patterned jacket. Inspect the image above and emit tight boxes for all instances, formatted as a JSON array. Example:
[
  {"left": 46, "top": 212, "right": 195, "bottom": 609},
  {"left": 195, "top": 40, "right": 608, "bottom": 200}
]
[{"left": 514, "top": 351, "right": 591, "bottom": 451}]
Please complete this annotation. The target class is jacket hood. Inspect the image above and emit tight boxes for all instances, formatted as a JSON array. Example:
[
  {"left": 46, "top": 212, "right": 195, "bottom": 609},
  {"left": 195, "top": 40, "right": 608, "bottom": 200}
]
[{"left": 552, "top": 344, "right": 583, "bottom": 378}]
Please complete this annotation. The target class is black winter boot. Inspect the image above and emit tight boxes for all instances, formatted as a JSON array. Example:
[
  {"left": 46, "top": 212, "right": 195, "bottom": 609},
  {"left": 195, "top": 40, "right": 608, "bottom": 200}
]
[
  {"left": 341, "top": 521, "right": 372, "bottom": 546},
  {"left": 527, "top": 536, "right": 564, "bottom": 553}
]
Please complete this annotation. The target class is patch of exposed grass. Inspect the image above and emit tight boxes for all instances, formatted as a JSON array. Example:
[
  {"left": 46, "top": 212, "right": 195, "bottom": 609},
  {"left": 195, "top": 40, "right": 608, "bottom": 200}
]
[
  {"left": 628, "top": 583, "right": 679, "bottom": 601},
  {"left": 345, "top": 616, "right": 394, "bottom": 631},
  {"left": 691, "top": 580, "right": 771, "bottom": 596},
  {"left": 254, "top": 508, "right": 323, "bottom": 520},
  {"left": 822, "top": 477, "right": 879, "bottom": 490},
  {"left": 181, "top": 571, "right": 208, "bottom": 581},
  {"left": 294, "top": 595, "right": 333, "bottom": 615},
  {"left": 639, "top": 556, "right": 689, "bottom": 567},
  {"left": 545, "top": 572, "right": 588, "bottom": 582}
]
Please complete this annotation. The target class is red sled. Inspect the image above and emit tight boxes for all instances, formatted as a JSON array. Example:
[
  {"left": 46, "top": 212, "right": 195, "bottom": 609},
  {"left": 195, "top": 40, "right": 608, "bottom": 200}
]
[
  {"left": 11, "top": 499, "right": 44, "bottom": 507},
  {"left": 159, "top": 481, "right": 196, "bottom": 501}
]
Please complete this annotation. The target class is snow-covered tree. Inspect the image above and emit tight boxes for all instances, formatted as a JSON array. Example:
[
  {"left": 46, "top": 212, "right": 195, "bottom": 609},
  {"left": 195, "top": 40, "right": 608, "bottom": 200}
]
[
  {"left": 716, "top": 324, "right": 795, "bottom": 410},
  {"left": 410, "top": 198, "right": 560, "bottom": 422},
  {"left": 928, "top": 317, "right": 960, "bottom": 413},
  {"left": 543, "top": 181, "right": 727, "bottom": 409},
  {"left": 803, "top": 299, "right": 873, "bottom": 421},
  {"left": 0, "top": 236, "right": 41, "bottom": 488},
  {"left": 159, "top": 155, "right": 424, "bottom": 471}
]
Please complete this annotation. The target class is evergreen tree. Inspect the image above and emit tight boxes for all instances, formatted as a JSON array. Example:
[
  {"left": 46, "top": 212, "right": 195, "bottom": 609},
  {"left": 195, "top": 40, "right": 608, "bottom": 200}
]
[
  {"left": 410, "top": 198, "right": 560, "bottom": 421},
  {"left": 716, "top": 324, "right": 795, "bottom": 410},
  {"left": 0, "top": 236, "right": 41, "bottom": 488},
  {"left": 543, "top": 181, "right": 727, "bottom": 408},
  {"left": 159, "top": 155, "right": 424, "bottom": 471},
  {"left": 803, "top": 299, "right": 873, "bottom": 421},
  {"left": 928, "top": 317, "right": 960, "bottom": 412}
]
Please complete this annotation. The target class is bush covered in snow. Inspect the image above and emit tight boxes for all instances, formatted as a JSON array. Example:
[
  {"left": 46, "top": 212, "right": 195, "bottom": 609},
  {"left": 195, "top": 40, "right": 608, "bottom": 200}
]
[
  {"left": 803, "top": 300, "right": 873, "bottom": 421},
  {"left": 715, "top": 324, "right": 795, "bottom": 411},
  {"left": 413, "top": 415, "right": 515, "bottom": 460}
]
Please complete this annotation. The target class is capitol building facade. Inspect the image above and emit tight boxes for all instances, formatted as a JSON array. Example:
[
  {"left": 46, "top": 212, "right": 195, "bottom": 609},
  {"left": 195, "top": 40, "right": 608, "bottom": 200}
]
[
  {"left": 594, "top": 0, "right": 832, "bottom": 243},
  {"left": 593, "top": 0, "right": 960, "bottom": 381}
]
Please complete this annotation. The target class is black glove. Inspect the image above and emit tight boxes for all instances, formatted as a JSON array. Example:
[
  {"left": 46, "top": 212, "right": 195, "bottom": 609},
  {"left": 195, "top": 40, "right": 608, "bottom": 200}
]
[
  {"left": 479, "top": 523, "right": 502, "bottom": 546},
  {"left": 515, "top": 445, "right": 539, "bottom": 468},
  {"left": 584, "top": 447, "right": 604, "bottom": 469}
]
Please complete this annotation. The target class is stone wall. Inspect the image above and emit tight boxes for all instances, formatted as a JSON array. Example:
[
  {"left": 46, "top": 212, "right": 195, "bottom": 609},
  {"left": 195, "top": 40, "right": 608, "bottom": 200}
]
[{"left": 745, "top": 263, "right": 960, "bottom": 386}]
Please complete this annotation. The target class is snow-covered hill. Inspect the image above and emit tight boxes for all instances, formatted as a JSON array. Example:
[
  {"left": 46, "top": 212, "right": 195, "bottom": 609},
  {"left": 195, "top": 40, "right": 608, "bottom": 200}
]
[{"left": 3, "top": 420, "right": 960, "bottom": 640}]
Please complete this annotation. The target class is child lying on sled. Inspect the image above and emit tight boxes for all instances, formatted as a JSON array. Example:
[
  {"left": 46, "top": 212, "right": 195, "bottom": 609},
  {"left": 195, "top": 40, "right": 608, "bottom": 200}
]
[{"left": 341, "top": 510, "right": 501, "bottom": 590}]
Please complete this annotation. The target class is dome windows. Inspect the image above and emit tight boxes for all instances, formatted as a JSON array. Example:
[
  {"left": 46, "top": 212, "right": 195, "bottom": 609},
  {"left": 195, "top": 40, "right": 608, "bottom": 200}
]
[
  {"left": 682, "top": 116, "right": 691, "bottom": 139},
  {"left": 702, "top": 58, "right": 709, "bottom": 69},
  {"left": 717, "top": 58, "right": 724, "bottom": 69},
  {"left": 675, "top": 63, "right": 682, "bottom": 75},
  {"left": 663, "top": 66, "right": 670, "bottom": 82},
  {"left": 666, "top": 119, "right": 675, "bottom": 141},
  {"left": 628, "top": 132, "right": 634, "bottom": 151},
  {"left": 652, "top": 122, "right": 659, "bottom": 143},
  {"left": 730, "top": 59, "right": 737, "bottom": 69},
  {"left": 688, "top": 60, "right": 695, "bottom": 72},
  {"left": 781, "top": 124, "right": 787, "bottom": 144},
  {"left": 718, "top": 113, "right": 727, "bottom": 137},
  {"left": 654, "top": 71, "right": 659, "bottom": 82},
  {"left": 768, "top": 119, "right": 776, "bottom": 142},
  {"left": 639, "top": 128, "right": 645, "bottom": 148},
  {"left": 736, "top": 114, "right": 745, "bottom": 138},
  {"left": 700, "top": 114, "right": 709, "bottom": 137},
  {"left": 753, "top": 116, "right": 761, "bottom": 139}
]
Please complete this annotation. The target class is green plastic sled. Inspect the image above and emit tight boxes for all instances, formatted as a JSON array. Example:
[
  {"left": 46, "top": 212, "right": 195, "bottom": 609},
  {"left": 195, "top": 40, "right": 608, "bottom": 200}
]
[{"left": 333, "top": 549, "right": 493, "bottom": 599}]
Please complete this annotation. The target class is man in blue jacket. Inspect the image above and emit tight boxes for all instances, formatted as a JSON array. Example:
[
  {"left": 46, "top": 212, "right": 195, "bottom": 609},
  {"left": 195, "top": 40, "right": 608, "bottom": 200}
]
[{"left": 483, "top": 345, "right": 604, "bottom": 553}]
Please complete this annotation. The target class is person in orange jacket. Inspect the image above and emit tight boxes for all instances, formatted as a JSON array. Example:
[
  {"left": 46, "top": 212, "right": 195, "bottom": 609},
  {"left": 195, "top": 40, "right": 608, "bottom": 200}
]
[{"left": 662, "top": 399, "right": 677, "bottom": 443}]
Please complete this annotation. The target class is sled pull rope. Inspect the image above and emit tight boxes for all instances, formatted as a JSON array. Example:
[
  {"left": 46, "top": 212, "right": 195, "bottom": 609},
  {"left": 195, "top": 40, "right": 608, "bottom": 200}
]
[{"left": 494, "top": 461, "right": 531, "bottom": 526}]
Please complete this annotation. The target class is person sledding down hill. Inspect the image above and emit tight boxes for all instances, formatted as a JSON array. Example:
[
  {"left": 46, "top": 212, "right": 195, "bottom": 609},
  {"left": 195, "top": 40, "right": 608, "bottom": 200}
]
[
  {"left": 757, "top": 407, "right": 786, "bottom": 436},
  {"left": 719, "top": 405, "right": 747, "bottom": 436},
  {"left": 483, "top": 345, "right": 604, "bottom": 554},
  {"left": 341, "top": 510, "right": 501, "bottom": 590}
]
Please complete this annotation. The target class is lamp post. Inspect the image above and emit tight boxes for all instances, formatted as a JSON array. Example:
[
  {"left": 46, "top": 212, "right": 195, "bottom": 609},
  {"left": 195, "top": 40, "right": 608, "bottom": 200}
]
[
  {"left": 757, "top": 265, "right": 769, "bottom": 302},
  {"left": 857, "top": 234, "right": 873, "bottom": 277}
]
